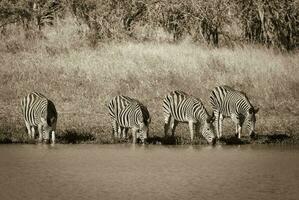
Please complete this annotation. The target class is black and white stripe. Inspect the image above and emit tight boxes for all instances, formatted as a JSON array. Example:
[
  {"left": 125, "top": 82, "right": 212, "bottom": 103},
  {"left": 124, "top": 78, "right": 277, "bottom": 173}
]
[
  {"left": 108, "top": 95, "right": 151, "bottom": 143},
  {"left": 163, "top": 91, "right": 216, "bottom": 144},
  {"left": 21, "top": 92, "right": 57, "bottom": 143},
  {"left": 209, "top": 86, "right": 259, "bottom": 138}
]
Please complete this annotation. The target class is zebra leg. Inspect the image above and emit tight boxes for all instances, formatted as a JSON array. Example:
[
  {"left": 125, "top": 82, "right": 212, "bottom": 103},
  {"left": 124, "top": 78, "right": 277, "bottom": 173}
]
[
  {"left": 51, "top": 131, "right": 55, "bottom": 144},
  {"left": 232, "top": 116, "right": 241, "bottom": 138},
  {"left": 31, "top": 126, "right": 36, "bottom": 139},
  {"left": 25, "top": 122, "right": 31, "bottom": 138},
  {"left": 188, "top": 121, "right": 194, "bottom": 142},
  {"left": 119, "top": 126, "right": 123, "bottom": 138},
  {"left": 120, "top": 127, "right": 128, "bottom": 139},
  {"left": 237, "top": 124, "right": 242, "bottom": 139},
  {"left": 171, "top": 119, "right": 178, "bottom": 137},
  {"left": 112, "top": 120, "right": 118, "bottom": 138},
  {"left": 164, "top": 115, "right": 171, "bottom": 137},
  {"left": 117, "top": 126, "right": 123, "bottom": 138},
  {"left": 215, "top": 112, "right": 220, "bottom": 138},
  {"left": 194, "top": 122, "right": 200, "bottom": 137},
  {"left": 38, "top": 124, "right": 43, "bottom": 142},
  {"left": 132, "top": 128, "right": 137, "bottom": 144},
  {"left": 119, "top": 127, "right": 124, "bottom": 138},
  {"left": 44, "top": 129, "right": 50, "bottom": 143},
  {"left": 123, "top": 128, "right": 129, "bottom": 139},
  {"left": 219, "top": 113, "right": 223, "bottom": 138}
]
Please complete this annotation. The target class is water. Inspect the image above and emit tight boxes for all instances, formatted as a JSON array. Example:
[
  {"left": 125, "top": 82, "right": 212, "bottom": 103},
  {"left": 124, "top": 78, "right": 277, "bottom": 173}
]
[{"left": 0, "top": 144, "right": 298, "bottom": 200}]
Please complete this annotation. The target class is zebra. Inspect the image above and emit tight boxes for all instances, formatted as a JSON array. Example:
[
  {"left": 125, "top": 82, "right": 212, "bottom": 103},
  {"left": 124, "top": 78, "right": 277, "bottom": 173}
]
[
  {"left": 163, "top": 91, "right": 216, "bottom": 144},
  {"left": 21, "top": 92, "right": 57, "bottom": 143},
  {"left": 209, "top": 85, "right": 259, "bottom": 139},
  {"left": 108, "top": 95, "right": 151, "bottom": 144}
]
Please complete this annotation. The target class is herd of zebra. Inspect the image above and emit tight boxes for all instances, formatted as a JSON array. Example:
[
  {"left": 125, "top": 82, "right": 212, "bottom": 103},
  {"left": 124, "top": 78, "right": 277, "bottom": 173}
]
[{"left": 21, "top": 86, "right": 259, "bottom": 144}]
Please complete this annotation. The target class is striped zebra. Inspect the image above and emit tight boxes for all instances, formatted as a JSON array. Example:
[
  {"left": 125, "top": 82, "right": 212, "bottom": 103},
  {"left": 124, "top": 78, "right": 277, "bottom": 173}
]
[
  {"left": 209, "top": 86, "right": 259, "bottom": 139},
  {"left": 21, "top": 92, "right": 57, "bottom": 143},
  {"left": 163, "top": 91, "right": 216, "bottom": 144},
  {"left": 108, "top": 95, "right": 151, "bottom": 144}
]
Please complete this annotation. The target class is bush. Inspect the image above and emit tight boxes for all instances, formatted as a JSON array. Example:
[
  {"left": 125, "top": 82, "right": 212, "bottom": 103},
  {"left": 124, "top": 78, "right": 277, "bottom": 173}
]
[{"left": 1, "top": 0, "right": 297, "bottom": 49}]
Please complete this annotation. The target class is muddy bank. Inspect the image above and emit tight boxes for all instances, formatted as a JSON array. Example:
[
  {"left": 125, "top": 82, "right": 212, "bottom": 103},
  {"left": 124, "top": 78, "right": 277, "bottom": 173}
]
[
  {"left": 0, "top": 130, "right": 298, "bottom": 145},
  {"left": 146, "top": 133, "right": 298, "bottom": 145}
]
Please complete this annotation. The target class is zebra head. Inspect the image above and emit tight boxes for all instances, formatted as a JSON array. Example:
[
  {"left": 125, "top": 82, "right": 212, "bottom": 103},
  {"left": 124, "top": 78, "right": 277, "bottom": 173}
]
[
  {"left": 41, "top": 116, "right": 57, "bottom": 142},
  {"left": 138, "top": 117, "right": 151, "bottom": 143},
  {"left": 135, "top": 103, "right": 150, "bottom": 143},
  {"left": 202, "top": 115, "right": 216, "bottom": 145},
  {"left": 246, "top": 107, "right": 259, "bottom": 137}
]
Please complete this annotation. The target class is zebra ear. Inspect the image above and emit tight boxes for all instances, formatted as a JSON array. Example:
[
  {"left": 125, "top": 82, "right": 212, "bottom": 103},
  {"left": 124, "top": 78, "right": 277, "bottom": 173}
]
[{"left": 254, "top": 108, "right": 259, "bottom": 114}]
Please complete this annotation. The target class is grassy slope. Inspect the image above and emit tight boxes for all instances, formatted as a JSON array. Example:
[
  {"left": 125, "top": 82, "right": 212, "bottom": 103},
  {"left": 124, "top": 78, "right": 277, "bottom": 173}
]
[{"left": 0, "top": 18, "right": 298, "bottom": 143}]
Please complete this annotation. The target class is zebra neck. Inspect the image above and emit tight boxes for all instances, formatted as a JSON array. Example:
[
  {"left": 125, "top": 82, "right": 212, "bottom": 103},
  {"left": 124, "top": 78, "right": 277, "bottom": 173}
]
[
  {"left": 195, "top": 108, "right": 208, "bottom": 122},
  {"left": 237, "top": 103, "right": 251, "bottom": 117}
]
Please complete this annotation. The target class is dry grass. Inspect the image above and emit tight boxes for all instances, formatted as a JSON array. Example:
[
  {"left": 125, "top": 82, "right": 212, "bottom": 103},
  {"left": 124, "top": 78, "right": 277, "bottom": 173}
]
[{"left": 0, "top": 18, "right": 298, "bottom": 143}]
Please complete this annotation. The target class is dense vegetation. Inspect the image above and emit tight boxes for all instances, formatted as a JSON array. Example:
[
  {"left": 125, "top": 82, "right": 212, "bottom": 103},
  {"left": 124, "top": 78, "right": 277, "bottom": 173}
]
[
  {"left": 0, "top": 0, "right": 298, "bottom": 144},
  {"left": 1, "top": 0, "right": 298, "bottom": 50}
]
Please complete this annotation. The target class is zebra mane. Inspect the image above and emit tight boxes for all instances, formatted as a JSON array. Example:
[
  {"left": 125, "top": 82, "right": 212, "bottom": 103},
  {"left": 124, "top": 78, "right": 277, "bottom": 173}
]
[
  {"left": 191, "top": 96, "right": 210, "bottom": 121},
  {"left": 31, "top": 91, "right": 46, "bottom": 98},
  {"left": 236, "top": 91, "right": 254, "bottom": 110},
  {"left": 220, "top": 85, "right": 253, "bottom": 109}
]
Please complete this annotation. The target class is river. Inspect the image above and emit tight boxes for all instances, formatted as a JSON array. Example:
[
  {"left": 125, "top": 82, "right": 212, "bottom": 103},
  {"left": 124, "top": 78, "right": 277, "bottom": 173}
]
[{"left": 0, "top": 144, "right": 298, "bottom": 200}]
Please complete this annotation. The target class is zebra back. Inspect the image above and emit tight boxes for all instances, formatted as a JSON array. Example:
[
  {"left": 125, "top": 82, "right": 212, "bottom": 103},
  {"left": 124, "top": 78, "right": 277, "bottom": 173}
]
[
  {"left": 108, "top": 95, "right": 150, "bottom": 128},
  {"left": 210, "top": 85, "right": 259, "bottom": 137},
  {"left": 209, "top": 86, "right": 253, "bottom": 117},
  {"left": 163, "top": 91, "right": 210, "bottom": 123},
  {"left": 108, "top": 95, "right": 133, "bottom": 121},
  {"left": 21, "top": 92, "right": 57, "bottom": 127}
]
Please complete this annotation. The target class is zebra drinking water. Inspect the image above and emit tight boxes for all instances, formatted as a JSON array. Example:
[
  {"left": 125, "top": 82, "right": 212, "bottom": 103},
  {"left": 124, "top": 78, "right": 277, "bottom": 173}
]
[
  {"left": 108, "top": 95, "right": 151, "bottom": 144},
  {"left": 209, "top": 85, "right": 259, "bottom": 139},
  {"left": 163, "top": 91, "right": 216, "bottom": 144},
  {"left": 21, "top": 92, "right": 57, "bottom": 143}
]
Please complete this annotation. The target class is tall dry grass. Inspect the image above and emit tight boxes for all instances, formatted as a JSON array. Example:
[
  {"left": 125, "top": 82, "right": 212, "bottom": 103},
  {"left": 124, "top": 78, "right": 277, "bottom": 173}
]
[{"left": 0, "top": 17, "right": 298, "bottom": 143}]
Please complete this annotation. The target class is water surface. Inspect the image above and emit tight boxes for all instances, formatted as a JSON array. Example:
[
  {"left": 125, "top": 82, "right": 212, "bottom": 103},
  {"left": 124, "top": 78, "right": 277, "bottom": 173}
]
[{"left": 0, "top": 144, "right": 298, "bottom": 200}]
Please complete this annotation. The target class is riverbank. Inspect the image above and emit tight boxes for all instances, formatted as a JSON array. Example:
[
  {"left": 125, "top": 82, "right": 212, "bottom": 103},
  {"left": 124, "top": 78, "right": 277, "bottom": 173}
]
[
  {"left": 0, "top": 20, "right": 298, "bottom": 143},
  {"left": 0, "top": 130, "right": 298, "bottom": 145}
]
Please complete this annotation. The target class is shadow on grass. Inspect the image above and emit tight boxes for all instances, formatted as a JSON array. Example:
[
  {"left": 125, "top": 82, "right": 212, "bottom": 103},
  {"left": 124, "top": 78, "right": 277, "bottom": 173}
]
[
  {"left": 0, "top": 133, "right": 13, "bottom": 144},
  {"left": 146, "top": 133, "right": 295, "bottom": 145},
  {"left": 57, "top": 129, "right": 96, "bottom": 144},
  {"left": 218, "top": 136, "right": 250, "bottom": 145},
  {"left": 146, "top": 135, "right": 209, "bottom": 145},
  {"left": 217, "top": 133, "right": 294, "bottom": 145},
  {"left": 0, "top": 126, "right": 34, "bottom": 144},
  {"left": 0, "top": 126, "right": 296, "bottom": 145},
  {"left": 253, "top": 133, "right": 292, "bottom": 144}
]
